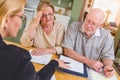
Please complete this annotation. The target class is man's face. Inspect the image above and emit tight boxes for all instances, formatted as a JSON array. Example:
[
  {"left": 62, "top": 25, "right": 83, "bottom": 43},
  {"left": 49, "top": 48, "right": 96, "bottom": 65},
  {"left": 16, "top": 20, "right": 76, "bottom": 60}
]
[{"left": 84, "top": 14, "right": 101, "bottom": 36}]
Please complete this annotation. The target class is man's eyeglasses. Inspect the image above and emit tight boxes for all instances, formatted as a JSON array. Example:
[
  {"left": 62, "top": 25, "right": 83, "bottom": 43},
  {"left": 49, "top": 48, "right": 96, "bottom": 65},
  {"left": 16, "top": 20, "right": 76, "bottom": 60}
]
[
  {"left": 41, "top": 13, "right": 54, "bottom": 18},
  {"left": 11, "top": 15, "right": 26, "bottom": 21},
  {"left": 85, "top": 19, "right": 99, "bottom": 27}
]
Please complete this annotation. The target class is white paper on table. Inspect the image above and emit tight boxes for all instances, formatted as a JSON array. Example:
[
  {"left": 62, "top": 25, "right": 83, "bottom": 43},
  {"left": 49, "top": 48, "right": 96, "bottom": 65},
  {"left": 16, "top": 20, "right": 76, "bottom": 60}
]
[
  {"left": 88, "top": 68, "right": 118, "bottom": 80},
  {"left": 50, "top": 75, "right": 56, "bottom": 80},
  {"left": 29, "top": 49, "right": 52, "bottom": 65},
  {"left": 59, "top": 55, "right": 84, "bottom": 74}
]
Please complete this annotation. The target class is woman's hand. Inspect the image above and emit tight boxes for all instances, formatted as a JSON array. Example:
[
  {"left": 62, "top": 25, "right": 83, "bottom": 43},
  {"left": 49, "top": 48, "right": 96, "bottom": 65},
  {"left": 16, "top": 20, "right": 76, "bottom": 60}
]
[
  {"left": 54, "top": 59, "right": 70, "bottom": 69},
  {"left": 31, "top": 47, "right": 57, "bottom": 55},
  {"left": 31, "top": 48, "right": 49, "bottom": 55},
  {"left": 28, "top": 11, "right": 42, "bottom": 40},
  {"left": 34, "top": 11, "right": 43, "bottom": 23}
]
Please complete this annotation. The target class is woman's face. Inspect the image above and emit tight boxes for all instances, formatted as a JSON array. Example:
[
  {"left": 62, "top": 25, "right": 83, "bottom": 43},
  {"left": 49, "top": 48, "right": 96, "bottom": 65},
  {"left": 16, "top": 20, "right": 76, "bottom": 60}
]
[
  {"left": 40, "top": 6, "right": 54, "bottom": 26},
  {"left": 5, "top": 9, "right": 25, "bottom": 37}
]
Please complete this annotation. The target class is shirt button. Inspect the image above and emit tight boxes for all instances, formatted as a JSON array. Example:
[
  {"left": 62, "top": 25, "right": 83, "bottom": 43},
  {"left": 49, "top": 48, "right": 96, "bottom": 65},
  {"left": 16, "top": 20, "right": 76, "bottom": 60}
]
[{"left": 86, "top": 44, "right": 89, "bottom": 46}]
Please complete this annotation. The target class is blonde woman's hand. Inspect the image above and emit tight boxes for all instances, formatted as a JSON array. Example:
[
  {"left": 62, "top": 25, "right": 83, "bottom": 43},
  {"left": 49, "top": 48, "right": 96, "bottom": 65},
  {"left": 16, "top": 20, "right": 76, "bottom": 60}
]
[{"left": 54, "top": 59, "right": 71, "bottom": 69}]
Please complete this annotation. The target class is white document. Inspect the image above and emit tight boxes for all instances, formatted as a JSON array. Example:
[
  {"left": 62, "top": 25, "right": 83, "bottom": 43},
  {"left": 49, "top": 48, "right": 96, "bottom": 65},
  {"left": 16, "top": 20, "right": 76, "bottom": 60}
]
[
  {"left": 29, "top": 49, "right": 52, "bottom": 65},
  {"left": 59, "top": 55, "right": 84, "bottom": 74},
  {"left": 50, "top": 75, "right": 56, "bottom": 80},
  {"left": 89, "top": 68, "right": 118, "bottom": 80}
]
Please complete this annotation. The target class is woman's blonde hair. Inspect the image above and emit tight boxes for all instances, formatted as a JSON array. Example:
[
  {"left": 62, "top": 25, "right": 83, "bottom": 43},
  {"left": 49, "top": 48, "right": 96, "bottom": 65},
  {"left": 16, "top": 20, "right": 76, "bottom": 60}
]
[{"left": 0, "top": 0, "right": 26, "bottom": 33}]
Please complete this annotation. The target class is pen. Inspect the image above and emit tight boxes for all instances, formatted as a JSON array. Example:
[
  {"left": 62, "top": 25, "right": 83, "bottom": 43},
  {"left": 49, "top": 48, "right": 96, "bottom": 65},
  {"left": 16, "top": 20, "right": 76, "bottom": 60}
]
[
  {"left": 97, "top": 53, "right": 102, "bottom": 61},
  {"left": 64, "top": 62, "right": 70, "bottom": 64},
  {"left": 107, "top": 69, "right": 113, "bottom": 72}
]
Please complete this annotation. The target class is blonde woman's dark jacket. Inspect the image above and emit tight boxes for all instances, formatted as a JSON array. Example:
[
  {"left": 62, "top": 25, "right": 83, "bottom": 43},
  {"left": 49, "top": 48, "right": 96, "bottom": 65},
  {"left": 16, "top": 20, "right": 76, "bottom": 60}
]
[{"left": 0, "top": 35, "right": 58, "bottom": 80}]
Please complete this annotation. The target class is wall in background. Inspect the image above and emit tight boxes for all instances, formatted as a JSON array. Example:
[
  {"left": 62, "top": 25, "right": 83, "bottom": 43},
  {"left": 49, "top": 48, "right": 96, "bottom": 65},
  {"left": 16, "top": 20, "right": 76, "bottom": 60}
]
[
  {"left": 41, "top": 0, "right": 74, "bottom": 9},
  {"left": 69, "top": 0, "right": 83, "bottom": 25},
  {"left": 92, "top": 0, "right": 120, "bottom": 23}
]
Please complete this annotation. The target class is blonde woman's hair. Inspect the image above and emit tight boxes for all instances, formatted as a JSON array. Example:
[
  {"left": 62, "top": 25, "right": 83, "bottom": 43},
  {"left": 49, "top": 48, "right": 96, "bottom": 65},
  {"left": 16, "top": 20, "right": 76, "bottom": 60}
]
[
  {"left": 37, "top": 0, "right": 55, "bottom": 12},
  {"left": 0, "top": 0, "right": 26, "bottom": 33}
]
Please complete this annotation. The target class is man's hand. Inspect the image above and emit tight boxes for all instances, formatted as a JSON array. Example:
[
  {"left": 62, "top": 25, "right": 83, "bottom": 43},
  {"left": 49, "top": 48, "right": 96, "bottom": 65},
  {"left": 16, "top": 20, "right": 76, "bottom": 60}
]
[
  {"left": 102, "top": 59, "right": 114, "bottom": 77},
  {"left": 103, "top": 65, "right": 114, "bottom": 78},
  {"left": 87, "top": 60, "right": 103, "bottom": 72}
]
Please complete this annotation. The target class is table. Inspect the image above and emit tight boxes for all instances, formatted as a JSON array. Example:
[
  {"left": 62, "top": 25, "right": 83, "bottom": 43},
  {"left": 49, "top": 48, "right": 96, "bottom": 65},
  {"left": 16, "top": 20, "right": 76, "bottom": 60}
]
[{"left": 4, "top": 40, "right": 120, "bottom": 80}]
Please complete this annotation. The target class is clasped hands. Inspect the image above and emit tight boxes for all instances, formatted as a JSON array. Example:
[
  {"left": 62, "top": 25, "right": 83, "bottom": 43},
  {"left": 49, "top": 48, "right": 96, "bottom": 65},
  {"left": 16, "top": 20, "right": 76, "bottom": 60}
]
[{"left": 88, "top": 60, "right": 114, "bottom": 78}]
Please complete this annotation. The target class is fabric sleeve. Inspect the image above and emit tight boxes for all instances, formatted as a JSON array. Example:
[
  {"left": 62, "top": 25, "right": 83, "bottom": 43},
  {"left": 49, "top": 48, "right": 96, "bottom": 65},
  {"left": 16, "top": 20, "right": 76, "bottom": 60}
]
[
  {"left": 36, "top": 60, "right": 59, "bottom": 80},
  {"left": 62, "top": 22, "right": 80, "bottom": 50},
  {"left": 54, "top": 25, "right": 65, "bottom": 54},
  {"left": 101, "top": 31, "right": 115, "bottom": 60},
  {"left": 20, "top": 19, "right": 38, "bottom": 47},
  {"left": 14, "top": 46, "right": 58, "bottom": 80},
  {"left": 11, "top": 46, "right": 36, "bottom": 80},
  {"left": 20, "top": 30, "right": 33, "bottom": 47}
]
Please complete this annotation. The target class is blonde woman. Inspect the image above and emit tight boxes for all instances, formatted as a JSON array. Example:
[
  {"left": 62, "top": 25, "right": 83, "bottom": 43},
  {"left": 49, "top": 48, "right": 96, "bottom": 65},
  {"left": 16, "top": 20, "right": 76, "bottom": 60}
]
[{"left": 0, "top": 0, "right": 69, "bottom": 80}]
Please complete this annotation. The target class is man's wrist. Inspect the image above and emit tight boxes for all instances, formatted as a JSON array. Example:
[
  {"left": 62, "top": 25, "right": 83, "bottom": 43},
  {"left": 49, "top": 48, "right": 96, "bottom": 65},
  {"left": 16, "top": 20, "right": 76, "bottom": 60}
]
[{"left": 104, "top": 64, "right": 113, "bottom": 68}]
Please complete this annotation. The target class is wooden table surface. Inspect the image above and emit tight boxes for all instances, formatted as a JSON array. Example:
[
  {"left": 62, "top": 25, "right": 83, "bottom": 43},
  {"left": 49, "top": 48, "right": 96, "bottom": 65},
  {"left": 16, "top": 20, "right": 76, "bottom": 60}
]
[{"left": 5, "top": 40, "right": 120, "bottom": 80}]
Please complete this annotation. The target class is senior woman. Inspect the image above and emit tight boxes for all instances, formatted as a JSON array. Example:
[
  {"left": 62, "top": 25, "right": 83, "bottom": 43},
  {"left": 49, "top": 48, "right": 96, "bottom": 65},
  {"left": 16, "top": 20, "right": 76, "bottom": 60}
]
[
  {"left": 0, "top": 0, "right": 69, "bottom": 80},
  {"left": 20, "top": 1, "right": 64, "bottom": 55}
]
